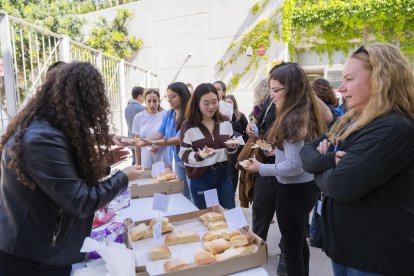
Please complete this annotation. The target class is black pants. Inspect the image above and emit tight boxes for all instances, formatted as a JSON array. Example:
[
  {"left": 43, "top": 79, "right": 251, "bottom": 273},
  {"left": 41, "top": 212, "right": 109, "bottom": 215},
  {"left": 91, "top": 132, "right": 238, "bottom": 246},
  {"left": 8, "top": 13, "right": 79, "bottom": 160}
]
[
  {"left": 276, "top": 181, "right": 319, "bottom": 276},
  {"left": 0, "top": 250, "right": 71, "bottom": 276},
  {"left": 252, "top": 173, "right": 278, "bottom": 241}
]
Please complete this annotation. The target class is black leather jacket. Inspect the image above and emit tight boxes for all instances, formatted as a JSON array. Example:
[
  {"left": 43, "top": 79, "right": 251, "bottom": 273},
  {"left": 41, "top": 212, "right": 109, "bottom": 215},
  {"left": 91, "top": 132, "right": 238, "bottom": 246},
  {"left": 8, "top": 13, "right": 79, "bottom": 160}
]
[{"left": 0, "top": 119, "right": 128, "bottom": 266}]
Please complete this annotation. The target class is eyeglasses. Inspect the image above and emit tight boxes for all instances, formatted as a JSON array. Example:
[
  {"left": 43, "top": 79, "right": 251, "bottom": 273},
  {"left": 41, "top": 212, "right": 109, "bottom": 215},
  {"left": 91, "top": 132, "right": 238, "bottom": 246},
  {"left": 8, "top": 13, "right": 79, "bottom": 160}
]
[
  {"left": 354, "top": 45, "right": 368, "bottom": 55},
  {"left": 164, "top": 94, "right": 178, "bottom": 101},
  {"left": 271, "top": 87, "right": 285, "bottom": 93}
]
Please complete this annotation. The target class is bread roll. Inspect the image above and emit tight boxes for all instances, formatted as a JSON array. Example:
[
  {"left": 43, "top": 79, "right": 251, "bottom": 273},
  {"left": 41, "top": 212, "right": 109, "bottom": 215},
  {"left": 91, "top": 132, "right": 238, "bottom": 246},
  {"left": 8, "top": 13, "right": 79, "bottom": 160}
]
[
  {"left": 165, "top": 230, "right": 200, "bottom": 246},
  {"left": 203, "top": 238, "right": 230, "bottom": 254},
  {"left": 235, "top": 244, "right": 259, "bottom": 256},
  {"left": 164, "top": 258, "right": 193, "bottom": 273},
  {"left": 202, "top": 231, "right": 221, "bottom": 242},
  {"left": 256, "top": 139, "right": 272, "bottom": 151},
  {"left": 149, "top": 244, "right": 171, "bottom": 260},
  {"left": 229, "top": 234, "right": 256, "bottom": 247},
  {"left": 144, "top": 223, "right": 174, "bottom": 239},
  {"left": 220, "top": 230, "right": 241, "bottom": 241},
  {"left": 194, "top": 250, "right": 216, "bottom": 266},
  {"left": 164, "top": 174, "right": 176, "bottom": 181},
  {"left": 149, "top": 217, "right": 169, "bottom": 227},
  {"left": 130, "top": 223, "right": 148, "bottom": 241},
  {"left": 215, "top": 248, "right": 240, "bottom": 262},
  {"left": 207, "top": 220, "right": 228, "bottom": 231}
]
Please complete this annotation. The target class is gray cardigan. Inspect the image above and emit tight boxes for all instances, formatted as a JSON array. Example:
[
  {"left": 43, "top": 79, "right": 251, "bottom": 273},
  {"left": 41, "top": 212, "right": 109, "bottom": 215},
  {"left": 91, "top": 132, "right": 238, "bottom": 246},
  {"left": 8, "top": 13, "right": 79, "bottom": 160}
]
[{"left": 259, "top": 140, "right": 314, "bottom": 184}]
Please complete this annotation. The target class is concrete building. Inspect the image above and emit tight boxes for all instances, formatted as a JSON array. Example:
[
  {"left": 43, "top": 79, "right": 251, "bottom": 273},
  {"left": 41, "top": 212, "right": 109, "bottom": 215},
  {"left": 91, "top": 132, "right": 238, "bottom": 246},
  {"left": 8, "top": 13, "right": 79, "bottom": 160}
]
[{"left": 81, "top": 0, "right": 346, "bottom": 115}]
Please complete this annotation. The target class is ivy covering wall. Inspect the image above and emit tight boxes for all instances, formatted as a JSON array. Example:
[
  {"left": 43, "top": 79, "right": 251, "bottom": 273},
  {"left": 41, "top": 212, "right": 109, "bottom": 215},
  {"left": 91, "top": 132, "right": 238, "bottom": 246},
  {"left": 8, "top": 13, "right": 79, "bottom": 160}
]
[{"left": 219, "top": 0, "right": 414, "bottom": 90}]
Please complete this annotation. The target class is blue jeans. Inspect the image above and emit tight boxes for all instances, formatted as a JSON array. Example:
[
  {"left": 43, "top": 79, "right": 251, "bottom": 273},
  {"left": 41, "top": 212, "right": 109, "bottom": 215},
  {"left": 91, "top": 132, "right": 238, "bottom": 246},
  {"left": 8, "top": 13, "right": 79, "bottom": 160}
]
[
  {"left": 190, "top": 165, "right": 235, "bottom": 210},
  {"left": 332, "top": 261, "right": 382, "bottom": 276},
  {"left": 174, "top": 161, "right": 192, "bottom": 202}
]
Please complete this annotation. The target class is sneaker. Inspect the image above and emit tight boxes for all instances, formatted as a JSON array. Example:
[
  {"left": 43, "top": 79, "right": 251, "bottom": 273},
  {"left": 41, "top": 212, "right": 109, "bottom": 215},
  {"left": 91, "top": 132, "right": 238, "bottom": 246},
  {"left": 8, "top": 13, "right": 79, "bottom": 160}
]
[{"left": 277, "top": 253, "right": 288, "bottom": 276}]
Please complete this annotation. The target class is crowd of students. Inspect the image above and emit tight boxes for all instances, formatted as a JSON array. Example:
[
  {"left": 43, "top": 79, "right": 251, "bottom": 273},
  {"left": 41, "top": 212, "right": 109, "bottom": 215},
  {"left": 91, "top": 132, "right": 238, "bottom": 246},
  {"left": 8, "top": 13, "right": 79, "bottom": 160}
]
[{"left": 1, "top": 42, "right": 414, "bottom": 276}]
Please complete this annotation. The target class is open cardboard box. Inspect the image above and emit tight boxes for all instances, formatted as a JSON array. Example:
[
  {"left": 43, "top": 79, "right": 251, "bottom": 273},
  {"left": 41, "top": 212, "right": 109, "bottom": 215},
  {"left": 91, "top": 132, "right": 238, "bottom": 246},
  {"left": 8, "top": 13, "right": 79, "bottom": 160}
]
[
  {"left": 124, "top": 206, "right": 268, "bottom": 276},
  {"left": 129, "top": 178, "right": 184, "bottom": 199}
]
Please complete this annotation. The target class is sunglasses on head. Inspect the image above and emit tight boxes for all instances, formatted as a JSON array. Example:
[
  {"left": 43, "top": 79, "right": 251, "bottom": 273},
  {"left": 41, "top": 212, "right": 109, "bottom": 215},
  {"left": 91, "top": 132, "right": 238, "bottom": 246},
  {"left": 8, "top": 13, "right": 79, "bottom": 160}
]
[{"left": 354, "top": 45, "right": 368, "bottom": 55}]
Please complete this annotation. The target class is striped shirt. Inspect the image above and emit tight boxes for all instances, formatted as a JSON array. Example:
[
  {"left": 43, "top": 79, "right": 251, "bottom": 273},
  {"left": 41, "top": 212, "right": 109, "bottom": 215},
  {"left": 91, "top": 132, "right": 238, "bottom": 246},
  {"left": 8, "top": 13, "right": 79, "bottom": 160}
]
[{"left": 179, "top": 119, "right": 234, "bottom": 179}]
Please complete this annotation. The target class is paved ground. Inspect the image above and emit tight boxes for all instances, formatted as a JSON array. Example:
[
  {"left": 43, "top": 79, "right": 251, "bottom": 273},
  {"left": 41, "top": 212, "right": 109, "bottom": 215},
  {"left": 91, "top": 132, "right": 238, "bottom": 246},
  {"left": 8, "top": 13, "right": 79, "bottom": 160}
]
[{"left": 238, "top": 195, "right": 334, "bottom": 276}]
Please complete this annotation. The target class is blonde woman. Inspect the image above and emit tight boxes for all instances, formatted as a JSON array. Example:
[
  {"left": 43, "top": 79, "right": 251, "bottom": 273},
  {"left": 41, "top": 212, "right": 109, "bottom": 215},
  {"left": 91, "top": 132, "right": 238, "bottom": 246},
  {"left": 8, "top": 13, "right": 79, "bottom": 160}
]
[{"left": 301, "top": 43, "right": 414, "bottom": 276}]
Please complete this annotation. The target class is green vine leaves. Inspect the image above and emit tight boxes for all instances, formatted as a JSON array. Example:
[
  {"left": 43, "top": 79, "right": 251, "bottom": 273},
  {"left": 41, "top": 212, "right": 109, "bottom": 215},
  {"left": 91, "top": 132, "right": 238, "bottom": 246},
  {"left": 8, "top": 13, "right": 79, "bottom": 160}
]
[{"left": 218, "top": 0, "right": 414, "bottom": 90}]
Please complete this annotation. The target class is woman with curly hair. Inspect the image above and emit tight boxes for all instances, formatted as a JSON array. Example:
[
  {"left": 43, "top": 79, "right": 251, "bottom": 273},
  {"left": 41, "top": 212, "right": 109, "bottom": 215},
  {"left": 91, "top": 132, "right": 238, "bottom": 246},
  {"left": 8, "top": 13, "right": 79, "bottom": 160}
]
[{"left": 0, "top": 62, "right": 143, "bottom": 275}]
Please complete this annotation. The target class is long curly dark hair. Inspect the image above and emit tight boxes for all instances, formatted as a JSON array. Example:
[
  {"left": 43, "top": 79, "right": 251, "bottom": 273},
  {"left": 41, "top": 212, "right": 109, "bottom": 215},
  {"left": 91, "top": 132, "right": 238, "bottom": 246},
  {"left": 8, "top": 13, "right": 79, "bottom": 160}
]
[{"left": 0, "top": 62, "right": 113, "bottom": 188}]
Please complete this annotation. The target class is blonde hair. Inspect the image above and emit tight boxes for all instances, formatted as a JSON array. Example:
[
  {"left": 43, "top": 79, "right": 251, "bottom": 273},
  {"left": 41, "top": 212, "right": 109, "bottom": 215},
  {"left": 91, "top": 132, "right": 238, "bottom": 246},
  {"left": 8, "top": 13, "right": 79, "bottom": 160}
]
[{"left": 329, "top": 43, "right": 414, "bottom": 144}]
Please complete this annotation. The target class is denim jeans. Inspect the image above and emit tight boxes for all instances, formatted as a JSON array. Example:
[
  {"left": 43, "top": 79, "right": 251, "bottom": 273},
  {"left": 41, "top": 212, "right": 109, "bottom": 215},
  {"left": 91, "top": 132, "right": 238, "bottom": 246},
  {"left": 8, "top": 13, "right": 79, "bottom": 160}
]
[
  {"left": 190, "top": 165, "right": 235, "bottom": 210},
  {"left": 332, "top": 261, "right": 382, "bottom": 276},
  {"left": 174, "top": 161, "right": 192, "bottom": 202}
]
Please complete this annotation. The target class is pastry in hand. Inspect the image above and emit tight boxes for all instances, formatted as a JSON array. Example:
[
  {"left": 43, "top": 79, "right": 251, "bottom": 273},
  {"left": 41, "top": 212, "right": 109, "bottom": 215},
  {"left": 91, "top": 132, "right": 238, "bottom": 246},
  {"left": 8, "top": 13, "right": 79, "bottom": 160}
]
[
  {"left": 240, "top": 160, "right": 253, "bottom": 168},
  {"left": 256, "top": 139, "right": 272, "bottom": 151},
  {"left": 198, "top": 146, "right": 215, "bottom": 159}
]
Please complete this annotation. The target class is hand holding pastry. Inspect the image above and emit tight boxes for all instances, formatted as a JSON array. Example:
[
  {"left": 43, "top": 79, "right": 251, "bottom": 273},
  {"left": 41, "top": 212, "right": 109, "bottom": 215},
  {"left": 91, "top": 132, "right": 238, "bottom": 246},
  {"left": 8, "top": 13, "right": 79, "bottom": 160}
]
[
  {"left": 198, "top": 146, "right": 216, "bottom": 159},
  {"left": 243, "top": 157, "right": 260, "bottom": 173}
]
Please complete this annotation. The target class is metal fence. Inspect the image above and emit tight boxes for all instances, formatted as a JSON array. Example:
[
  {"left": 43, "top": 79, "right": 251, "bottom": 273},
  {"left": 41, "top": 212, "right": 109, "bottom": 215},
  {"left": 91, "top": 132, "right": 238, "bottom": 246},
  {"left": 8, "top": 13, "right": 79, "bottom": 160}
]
[{"left": 0, "top": 11, "right": 157, "bottom": 135}]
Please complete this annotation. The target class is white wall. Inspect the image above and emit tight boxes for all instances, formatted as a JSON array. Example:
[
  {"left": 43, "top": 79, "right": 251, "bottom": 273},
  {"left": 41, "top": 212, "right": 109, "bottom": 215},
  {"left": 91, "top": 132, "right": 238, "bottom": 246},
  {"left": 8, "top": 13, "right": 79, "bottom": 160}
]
[{"left": 81, "top": 0, "right": 286, "bottom": 116}]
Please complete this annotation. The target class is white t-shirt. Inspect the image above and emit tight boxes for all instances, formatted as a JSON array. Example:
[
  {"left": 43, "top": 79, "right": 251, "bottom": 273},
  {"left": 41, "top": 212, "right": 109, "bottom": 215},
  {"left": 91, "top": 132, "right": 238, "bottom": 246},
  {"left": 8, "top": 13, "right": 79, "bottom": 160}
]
[{"left": 131, "top": 110, "right": 171, "bottom": 169}]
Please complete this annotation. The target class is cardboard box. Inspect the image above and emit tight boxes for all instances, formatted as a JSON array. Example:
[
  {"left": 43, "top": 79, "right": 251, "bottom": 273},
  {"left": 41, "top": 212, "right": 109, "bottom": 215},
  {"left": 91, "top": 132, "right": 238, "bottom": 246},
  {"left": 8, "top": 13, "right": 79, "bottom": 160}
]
[
  {"left": 129, "top": 178, "right": 184, "bottom": 199},
  {"left": 125, "top": 206, "right": 268, "bottom": 276}
]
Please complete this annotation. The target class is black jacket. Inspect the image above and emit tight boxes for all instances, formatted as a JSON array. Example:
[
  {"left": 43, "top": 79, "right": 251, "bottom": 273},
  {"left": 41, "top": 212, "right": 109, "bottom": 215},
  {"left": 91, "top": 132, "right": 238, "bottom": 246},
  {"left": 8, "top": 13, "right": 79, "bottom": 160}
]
[
  {"left": 0, "top": 119, "right": 128, "bottom": 266},
  {"left": 300, "top": 113, "right": 414, "bottom": 276}
]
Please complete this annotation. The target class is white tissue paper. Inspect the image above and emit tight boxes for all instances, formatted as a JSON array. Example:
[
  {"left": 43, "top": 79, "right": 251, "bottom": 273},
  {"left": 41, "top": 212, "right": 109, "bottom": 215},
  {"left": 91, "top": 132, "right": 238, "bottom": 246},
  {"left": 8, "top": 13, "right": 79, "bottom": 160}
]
[
  {"left": 74, "top": 237, "right": 135, "bottom": 276},
  {"left": 151, "top": 161, "right": 166, "bottom": 178}
]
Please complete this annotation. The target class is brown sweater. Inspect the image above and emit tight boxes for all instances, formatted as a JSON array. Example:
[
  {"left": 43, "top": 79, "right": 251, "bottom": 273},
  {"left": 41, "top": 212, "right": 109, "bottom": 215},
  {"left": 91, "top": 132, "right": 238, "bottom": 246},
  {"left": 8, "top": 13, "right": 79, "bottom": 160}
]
[{"left": 179, "top": 119, "right": 234, "bottom": 179}]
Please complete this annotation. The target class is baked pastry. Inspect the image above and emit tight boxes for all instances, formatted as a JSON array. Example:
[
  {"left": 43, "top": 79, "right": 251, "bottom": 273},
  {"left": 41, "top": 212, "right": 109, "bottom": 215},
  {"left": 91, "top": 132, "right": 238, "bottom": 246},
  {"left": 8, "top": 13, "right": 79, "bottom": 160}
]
[
  {"left": 215, "top": 247, "right": 240, "bottom": 262},
  {"left": 230, "top": 234, "right": 256, "bottom": 247},
  {"left": 256, "top": 139, "right": 272, "bottom": 151},
  {"left": 220, "top": 229, "right": 241, "bottom": 241},
  {"left": 194, "top": 250, "right": 216, "bottom": 266},
  {"left": 241, "top": 160, "right": 253, "bottom": 167},
  {"left": 235, "top": 244, "right": 259, "bottom": 256},
  {"left": 202, "top": 231, "right": 221, "bottom": 242},
  {"left": 207, "top": 220, "right": 228, "bottom": 231},
  {"left": 164, "top": 258, "right": 193, "bottom": 272},
  {"left": 149, "top": 244, "right": 171, "bottom": 260},
  {"left": 203, "top": 238, "right": 230, "bottom": 254},
  {"left": 149, "top": 217, "right": 169, "bottom": 227},
  {"left": 199, "top": 212, "right": 225, "bottom": 226},
  {"left": 157, "top": 173, "right": 177, "bottom": 181},
  {"left": 130, "top": 223, "right": 148, "bottom": 241},
  {"left": 165, "top": 231, "right": 200, "bottom": 246},
  {"left": 198, "top": 146, "right": 215, "bottom": 159}
]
